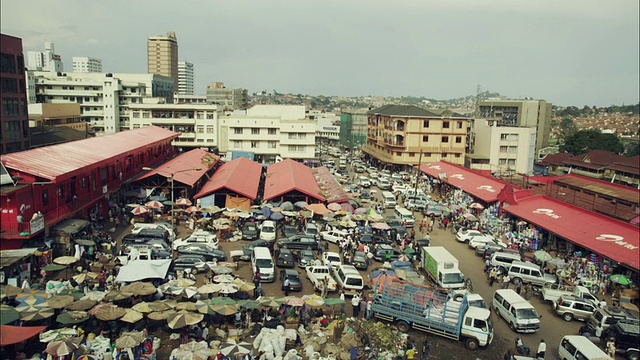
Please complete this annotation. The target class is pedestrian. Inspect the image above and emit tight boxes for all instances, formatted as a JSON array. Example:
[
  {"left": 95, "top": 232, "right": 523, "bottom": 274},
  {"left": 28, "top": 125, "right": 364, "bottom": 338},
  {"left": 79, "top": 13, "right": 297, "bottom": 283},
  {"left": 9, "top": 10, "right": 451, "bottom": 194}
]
[
  {"left": 421, "top": 339, "right": 430, "bottom": 360},
  {"left": 366, "top": 298, "right": 372, "bottom": 319},
  {"left": 503, "top": 350, "right": 513, "bottom": 360},
  {"left": 359, "top": 295, "right": 367, "bottom": 318},
  {"left": 514, "top": 278, "right": 522, "bottom": 294},
  {"left": 484, "top": 258, "right": 491, "bottom": 272},
  {"left": 110, "top": 237, "right": 118, "bottom": 256},
  {"left": 606, "top": 338, "right": 616, "bottom": 359},
  {"left": 351, "top": 293, "right": 361, "bottom": 317},
  {"left": 535, "top": 339, "right": 546, "bottom": 359},
  {"left": 501, "top": 274, "right": 510, "bottom": 289},
  {"left": 428, "top": 217, "right": 434, "bottom": 232},
  {"left": 283, "top": 277, "right": 290, "bottom": 296},
  {"left": 405, "top": 346, "right": 415, "bottom": 360},
  {"left": 340, "top": 292, "right": 345, "bottom": 314},
  {"left": 321, "top": 277, "right": 328, "bottom": 298},
  {"left": 489, "top": 267, "right": 497, "bottom": 287}
]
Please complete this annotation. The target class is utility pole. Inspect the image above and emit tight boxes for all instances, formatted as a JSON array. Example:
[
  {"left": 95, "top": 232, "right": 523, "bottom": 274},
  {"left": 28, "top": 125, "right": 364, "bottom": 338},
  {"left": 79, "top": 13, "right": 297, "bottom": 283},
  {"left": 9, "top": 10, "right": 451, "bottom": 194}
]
[
  {"left": 474, "top": 84, "right": 482, "bottom": 118},
  {"left": 413, "top": 150, "right": 423, "bottom": 197}
]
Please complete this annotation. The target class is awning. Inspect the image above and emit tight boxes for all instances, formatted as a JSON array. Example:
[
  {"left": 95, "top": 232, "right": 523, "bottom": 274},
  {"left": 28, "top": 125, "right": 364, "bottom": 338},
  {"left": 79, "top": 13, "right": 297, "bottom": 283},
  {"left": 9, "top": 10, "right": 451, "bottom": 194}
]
[
  {"left": 115, "top": 259, "right": 172, "bottom": 282},
  {"left": 50, "top": 219, "right": 89, "bottom": 235},
  {"left": 0, "top": 325, "right": 47, "bottom": 345},
  {"left": 418, "top": 161, "right": 517, "bottom": 203},
  {"left": 0, "top": 248, "right": 38, "bottom": 268},
  {"left": 134, "top": 148, "right": 219, "bottom": 187},
  {"left": 503, "top": 195, "right": 640, "bottom": 270}
]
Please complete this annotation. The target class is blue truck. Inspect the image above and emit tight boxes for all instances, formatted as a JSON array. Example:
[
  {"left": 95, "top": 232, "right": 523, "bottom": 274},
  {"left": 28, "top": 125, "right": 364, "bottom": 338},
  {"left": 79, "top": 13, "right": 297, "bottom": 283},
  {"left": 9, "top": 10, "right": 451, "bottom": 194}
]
[{"left": 371, "top": 277, "right": 494, "bottom": 350}]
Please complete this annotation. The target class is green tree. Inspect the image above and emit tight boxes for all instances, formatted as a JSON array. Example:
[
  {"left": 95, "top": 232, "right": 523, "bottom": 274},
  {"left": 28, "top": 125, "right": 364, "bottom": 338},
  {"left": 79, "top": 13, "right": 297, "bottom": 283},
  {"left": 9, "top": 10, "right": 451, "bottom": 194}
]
[
  {"left": 559, "top": 129, "right": 625, "bottom": 155},
  {"left": 624, "top": 142, "right": 640, "bottom": 157},
  {"left": 559, "top": 116, "right": 578, "bottom": 142}
]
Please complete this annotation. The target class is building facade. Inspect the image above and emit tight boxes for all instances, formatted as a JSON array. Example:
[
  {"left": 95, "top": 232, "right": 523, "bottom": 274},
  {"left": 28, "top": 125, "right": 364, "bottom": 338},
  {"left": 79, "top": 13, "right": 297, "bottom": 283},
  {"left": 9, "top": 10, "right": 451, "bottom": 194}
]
[
  {"left": 174, "top": 94, "right": 207, "bottom": 104},
  {"left": 177, "top": 61, "right": 194, "bottom": 95},
  {"left": 219, "top": 105, "right": 315, "bottom": 163},
  {"left": 467, "top": 119, "right": 537, "bottom": 175},
  {"left": 72, "top": 57, "right": 102, "bottom": 73},
  {"left": 28, "top": 71, "right": 173, "bottom": 135},
  {"left": 1, "top": 34, "right": 30, "bottom": 153},
  {"left": 478, "top": 99, "right": 552, "bottom": 155},
  {"left": 147, "top": 32, "right": 179, "bottom": 91},
  {"left": 206, "top": 82, "right": 248, "bottom": 111},
  {"left": 339, "top": 108, "right": 368, "bottom": 149},
  {"left": 364, "top": 105, "right": 468, "bottom": 170},
  {"left": 26, "top": 41, "right": 63, "bottom": 72},
  {"left": 128, "top": 100, "right": 219, "bottom": 150},
  {"left": 315, "top": 117, "right": 340, "bottom": 144}
]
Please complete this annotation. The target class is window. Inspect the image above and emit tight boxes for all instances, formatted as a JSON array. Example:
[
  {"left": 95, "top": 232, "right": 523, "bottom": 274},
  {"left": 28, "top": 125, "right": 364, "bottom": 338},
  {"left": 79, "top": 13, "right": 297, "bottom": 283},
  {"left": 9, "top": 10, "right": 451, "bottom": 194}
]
[
  {"left": 57, "top": 186, "right": 64, "bottom": 199},
  {"left": 499, "top": 146, "right": 508, "bottom": 153},
  {"left": 196, "top": 112, "right": 204, "bottom": 119},
  {"left": 81, "top": 177, "right": 87, "bottom": 189},
  {"left": 499, "top": 159, "right": 507, "bottom": 165},
  {"left": 288, "top": 145, "right": 305, "bottom": 152},
  {"left": 42, "top": 190, "right": 49, "bottom": 206},
  {"left": 132, "top": 112, "right": 140, "bottom": 118},
  {"left": 0, "top": 53, "right": 16, "bottom": 73},
  {"left": 2, "top": 99, "right": 19, "bottom": 117},
  {"left": 196, "top": 126, "right": 204, "bottom": 133},
  {"left": 425, "top": 152, "right": 431, "bottom": 157},
  {"left": 508, "top": 146, "right": 517, "bottom": 153},
  {"left": 1, "top": 78, "right": 17, "bottom": 93},
  {"left": 142, "top": 112, "right": 150, "bottom": 119},
  {"left": 409, "top": 152, "right": 415, "bottom": 157},
  {"left": 268, "top": 128, "right": 276, "bottom": 135},
  {"left": 442, "top": 136, "right": 449, "bottom": 143},
  {"left": 206, "top": 126, "right": 214, "bottom": 133},
  {"left": 268, "top": 141, "right": 277, "bottom": 149},
  {"left": 455, "top": 136, "right": 462, "bottom": 143},
  {"left": 251, "top": 141, "right": 258, "bottom": 148},
  {"left": 508, "top": 159, "right": 516, "bottom": 166},
  {"left": 251, "top": 128, "right": 260, "bottom": 135},
  {"left": 500, "top": 134, "right": 509, "bottom": 140},
  {"left": 233, "top": 128, "right": 243, "bottom": 135},
  {"left": 443, "top": 121, "right": 450, "bottom": 128},
  {"left": 422, "top": 135, "right": 429, "bottom": 142},
  {"left": 207, "top": 113, "right": 214, "bottom": 119},
  {"left": 233, "top": 140, "right": 242, "bottom": 148},
  {"left": 423, "top": 120, "right": 429, "bottom": 128},
  {"left": 442, "top": 152, "right": 448, "bottom": 157},
  {"left": 457, "top": 121, "right": 463, "bottom": 129}
]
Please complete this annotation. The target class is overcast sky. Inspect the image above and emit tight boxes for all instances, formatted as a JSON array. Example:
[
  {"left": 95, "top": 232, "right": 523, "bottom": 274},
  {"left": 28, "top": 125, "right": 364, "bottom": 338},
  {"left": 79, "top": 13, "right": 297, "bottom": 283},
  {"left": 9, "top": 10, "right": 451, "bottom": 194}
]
[{"left": 2, "top": 0, "right": 638, "bottom": 107}]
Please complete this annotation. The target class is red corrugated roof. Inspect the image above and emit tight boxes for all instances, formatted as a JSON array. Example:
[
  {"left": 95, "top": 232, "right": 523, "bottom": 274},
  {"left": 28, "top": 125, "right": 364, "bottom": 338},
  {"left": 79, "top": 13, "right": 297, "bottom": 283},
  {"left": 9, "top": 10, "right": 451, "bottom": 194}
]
[
  {"left": 194, "top": 157, "right": 262, "bottom": 200},
  {"left": 311, "top": 166, "right": 350, "bottom": 203},
  {"left": 264, "top": 159, "right": 325, "bottom": 202},
  {"left": 503, "top": 195, "right": 640, "bottom": 270},
  {"left": 418, "top": 161, "right": 519, "bottom": 203},
  {"left": 1, "top": 126, "right": 178, "bottom": 182},
  {"left": 135, "top": 148, "right": 219, "bottom": 187}
]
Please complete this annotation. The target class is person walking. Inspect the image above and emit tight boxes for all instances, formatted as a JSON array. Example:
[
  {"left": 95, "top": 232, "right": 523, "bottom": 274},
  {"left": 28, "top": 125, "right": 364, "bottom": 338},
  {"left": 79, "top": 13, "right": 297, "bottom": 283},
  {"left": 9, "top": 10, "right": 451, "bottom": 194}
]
[
  {"left": 359, "top": 295, "right": 367, "bottom": 318},
  {"left": 283, "top": 277, "right": 290, "bottom": 296},
  {"left": 421, "top": 339, "right": 430, "bottom": 360},
  {"left": 536, "top": 339, "right": 546, "bottom": 359},
  {"left": 365, "top": 298, "right": 372, "bottom": 320},
  {"left": 514, "top": 278, "right": 523, "bottom": 295},
  {"left": 489, "top": 267, "right": 497, "bottom": 287},
  {"left": 501, "top": 274, "right": 511, "bottom": 289},
  {"left": 340, "top": 292, "right": 345, "bottom": 314},
  {"left": 606, "top": 338, "right": 616, "bottom": 359},
  {"left": 351, "top": 293, "right": 361, "bottom": 317}
]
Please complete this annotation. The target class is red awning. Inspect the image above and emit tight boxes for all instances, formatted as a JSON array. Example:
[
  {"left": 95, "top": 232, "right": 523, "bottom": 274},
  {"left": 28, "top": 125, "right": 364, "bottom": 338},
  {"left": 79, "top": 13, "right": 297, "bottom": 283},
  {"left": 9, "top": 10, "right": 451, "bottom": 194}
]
[
  {"left": 311, "top": 166, "right": 350, "bottom": 203},
  {"left": 264, "top": 159, "right": 325, "bottom": 202},
  {"left": 1, "top": 126, "right": 178, "bottom": 182},
  {"left": 0, "top": 324, "right": 47, "bottom": 346},
  {"left": 418, "top": 161, "right": 518, "bottom": 203},
  {"left": 503, "top": 195, "right": 640, "bottom": 270},
  {"left": 135, "top": 148, "right": 219, "bottom": 187},
  {"left": 194, "top": 157, "right": 262, "bottom": 200}
]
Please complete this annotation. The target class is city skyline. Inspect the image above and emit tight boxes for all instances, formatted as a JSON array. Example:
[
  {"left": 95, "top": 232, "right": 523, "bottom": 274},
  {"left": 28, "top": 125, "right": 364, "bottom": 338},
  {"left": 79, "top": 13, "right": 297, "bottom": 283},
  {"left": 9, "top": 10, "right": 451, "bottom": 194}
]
[{"left": 1, "top": 0, "right": 638, "bottom": 107}]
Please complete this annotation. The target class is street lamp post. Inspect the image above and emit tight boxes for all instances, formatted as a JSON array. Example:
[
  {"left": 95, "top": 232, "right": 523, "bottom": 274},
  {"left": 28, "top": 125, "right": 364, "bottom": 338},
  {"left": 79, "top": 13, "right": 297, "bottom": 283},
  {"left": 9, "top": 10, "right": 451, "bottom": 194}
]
[
  {"left": 413, "top": 150, "right": 423, "bottom": 198},
  {"left": 142, "top": 167, "right": 202, "bottom": 228}
]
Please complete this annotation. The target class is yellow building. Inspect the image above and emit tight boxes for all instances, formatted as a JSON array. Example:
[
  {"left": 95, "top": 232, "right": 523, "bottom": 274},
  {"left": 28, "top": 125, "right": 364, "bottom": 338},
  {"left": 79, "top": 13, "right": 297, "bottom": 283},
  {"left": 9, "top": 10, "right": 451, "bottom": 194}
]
[
  {"left": 147, "top": 32, "right": 179, "bottom": 92},
  {"left": 363, "top": 105, "right": 468, "bottom": 169}
]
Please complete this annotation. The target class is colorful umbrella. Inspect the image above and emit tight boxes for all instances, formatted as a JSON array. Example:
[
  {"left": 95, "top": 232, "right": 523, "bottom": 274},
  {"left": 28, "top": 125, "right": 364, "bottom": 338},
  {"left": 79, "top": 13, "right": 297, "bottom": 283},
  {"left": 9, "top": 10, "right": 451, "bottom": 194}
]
[
  {"left": 258, "top": 296, "right": 284, "bottom": 308},
  {"left": 209, "top": 297, "right": 236, "bottom": 306},
  {"left": 462, "top": 213, "right": 477, "bottom": 222},
  {"left": 148, "top": 301, "right": 174, "bottom": 312},
  {"left": 39, "top": 327, "right": 78, "bottom": 342},
  {"left": 120, "top": 309, "right": 144, "bottom": 323},
  {"left": 0, "top": 305, "right": 19, "bottom": 324},
  {"left": 167, "top": 310, "right": 203, "bottom": 329},
  {"left": 41, "top": 264, "right": 66, "bottom": 271},
  {"left": 67, "top": 299, "right": 97, "bottom": 311},
  {"left": 327, "top": 203, "right": 342, "bottom": 212},
  {"left": 72, "top": 272, "right": 98, "bottom": 284},
  {"left": 371, "top": 222, "right": 391, "bottom": 230},
  {"left": 287, "top": 297, "right": 305, "bottom": 307},
  {"left": 115, "top": 331, "right": 144, "bottom": 349},
  {"left": 301, "top": 294, "right": 324, "bottom": 307},
  {"left": 213, "top": 275, "right": 235, "bottom": 283},
  {"left": 217, "top": 284, "right": 239, "bottom": 294},
  {"left": 469, "top": 202, "right": 484, "bottom": 210},
  {"left": 185, "top": 206, "right": 201, "bottom": 213},
  {"left": 20, "top": 308, "right": 55, "bottom": 321},
  {"left": 131, "top": 206, "right": 149, "bottom": 215},
  {"left": 104, "top": 290, "right": 133, "bottom": 302},
  {"left": 212, "top": 304, "right": 238, "bottom": 315},
  {"left": 145, "top": 200, "right": 164, "bottom": 209},
  {"left": 340, "top": 203, "right": 355, "bottom": 213},
  {"left": 120, "top": 282, "right": 157, "bottom": 296},
  {"left": 219, "top": 339, "right": 253, "bottom": 357},
  {"left": 175, "top": 302, "right": 197, "bottom": 311},
  {"left": 610, "top": 274, "right": 631, "bottom": 285},
  {"left": 45, "top": 337, "right": 81, "bottom": 356},
  {"left": 56, "top": 311, "right": 90, "bottom": 325},
  {"left": 176, "top": 198, "right": 192, "bottom": 206},
  {"left": 236, "top": 299, "right": 261, "bottom": 309},
  {"left": 15, "top": 290, "right": 49, "bottom": 312},
  {"left": 46, "top": 295, "right": 75, "bottom": 309},
  {"left": 194, "top": 300, "right": 217, "bottom": 315}
]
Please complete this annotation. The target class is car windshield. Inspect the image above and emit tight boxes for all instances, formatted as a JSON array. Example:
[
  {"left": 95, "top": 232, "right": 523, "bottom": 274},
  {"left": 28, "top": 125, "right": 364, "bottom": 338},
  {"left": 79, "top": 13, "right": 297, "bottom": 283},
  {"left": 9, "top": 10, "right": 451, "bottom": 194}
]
[
  {"left": 516, "top": 308, "right": 539, "bottom": 319},
  {"left": 306, "top": 228, "right": 318, "bottom": 235},
  {"left": 442, "top": 273, "right": 464, "bottom": 284},
  {"left": 469, "top": 299, "right": 488, "bottom": 309},
  {"left": 327, "top": 255, "right": 340, "bottom": 262},
  {"left": 256, "top": 259, "right": 272, "bottom": 268},
  {"left": 245, "top": 224, "right": 256, "bottom": 231},
  {"left": 262, "top": 226, "right": 275, "bottom": 233}
]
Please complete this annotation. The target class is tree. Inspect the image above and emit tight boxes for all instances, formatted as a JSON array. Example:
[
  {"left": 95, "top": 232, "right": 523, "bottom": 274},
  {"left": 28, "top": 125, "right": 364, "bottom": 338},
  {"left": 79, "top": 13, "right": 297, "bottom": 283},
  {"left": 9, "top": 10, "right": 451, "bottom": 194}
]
[
  {"left": 558, "top": 116, "right": 578, "bottom": 142},
  {"left": 624, "top": 142, "right": 640, "bottom": 157},
  {"left": 559, "top": 129, "right": 625, "bottom": 155}
]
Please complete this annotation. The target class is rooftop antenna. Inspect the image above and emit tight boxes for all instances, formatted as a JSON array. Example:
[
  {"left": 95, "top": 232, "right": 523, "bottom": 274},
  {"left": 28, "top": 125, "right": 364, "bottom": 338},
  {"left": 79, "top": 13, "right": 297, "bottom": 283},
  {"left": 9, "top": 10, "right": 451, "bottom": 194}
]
[{"left": 474, "top": 84, "right": 482, "bottom": 118}]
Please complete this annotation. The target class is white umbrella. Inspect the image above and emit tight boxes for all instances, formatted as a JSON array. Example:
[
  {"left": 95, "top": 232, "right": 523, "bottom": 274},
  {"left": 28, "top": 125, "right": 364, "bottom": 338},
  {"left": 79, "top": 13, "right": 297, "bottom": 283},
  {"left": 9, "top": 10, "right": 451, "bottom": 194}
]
[
  {"left": 217, "top": 284, "right": 239, "bottom": 294},
  {"left": 175, "top": 198, "right": 192, "bottom": 206},
  {"left": 213, "top": 275, "right": 235, "bottom": 283},
  {"left": 219, "top": 339, "right": 253, "bottom": 357}
]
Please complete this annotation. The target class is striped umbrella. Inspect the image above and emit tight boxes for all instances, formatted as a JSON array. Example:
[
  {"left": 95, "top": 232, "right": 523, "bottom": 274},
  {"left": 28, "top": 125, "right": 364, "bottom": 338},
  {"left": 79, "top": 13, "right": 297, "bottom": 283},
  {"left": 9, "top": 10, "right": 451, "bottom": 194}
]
[
  {"left": 145, "top": 200, "right": 164, "bottom": 209},
  {"left": 175, "top": 198, "right": 192, "bottom": 206},
  {"left": 130, "top": 206, "right": 149, "bottom": 215},
  {"left": 45, "top": 337, "right": 81, "bottom": 356},
  {"left": 184, "top": 206, "right": 201, "bottom": 214},
  {"left": 15, "top": 290, "right": 49, "bottom": 312},
  {"left": 167, "top": 310, "right": 203, "bottom": 329},
  {"left": 20, "top": 307, "right": 55, "bottom": 322}
]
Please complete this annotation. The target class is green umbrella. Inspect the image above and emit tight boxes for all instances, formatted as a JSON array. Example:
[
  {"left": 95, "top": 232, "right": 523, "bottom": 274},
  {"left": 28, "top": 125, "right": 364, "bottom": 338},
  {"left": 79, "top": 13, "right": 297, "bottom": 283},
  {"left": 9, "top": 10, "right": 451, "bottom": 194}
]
[
  {"left": 323, "top": 298, "right": 345, "bottom": 306},
  {"left": 42, "top": 264, "right": 66, "bottom": 271},
  {"left": 163, "top": 200, "right": 175, "bottom": 206},
  {"left": 237, "top": 299, "right": 261, "bottom": 309},
  {"left": 404, "top": 248, "right": 416, "bottom": 254},
  {"left": 56, "top": 311, "right": 90, "bottom": 325},
  {"left": 610, "top": 274, "right": 630, "bottom": 285},
  {"left": 210, "top": 297, "right": 236, "bottom": 305},
  {"left": 0, "top": 304, "right": 19, "bottom": 324},
  {"left": 534, "top": 250, "right": 553, "bottom": 262}
]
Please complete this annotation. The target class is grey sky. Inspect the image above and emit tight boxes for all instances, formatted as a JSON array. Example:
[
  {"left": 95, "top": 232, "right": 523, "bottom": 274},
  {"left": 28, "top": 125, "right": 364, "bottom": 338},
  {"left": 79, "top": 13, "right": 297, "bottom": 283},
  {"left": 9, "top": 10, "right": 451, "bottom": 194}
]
[{"left": 2, "top": 0, "right": 638, "bottom": 107}]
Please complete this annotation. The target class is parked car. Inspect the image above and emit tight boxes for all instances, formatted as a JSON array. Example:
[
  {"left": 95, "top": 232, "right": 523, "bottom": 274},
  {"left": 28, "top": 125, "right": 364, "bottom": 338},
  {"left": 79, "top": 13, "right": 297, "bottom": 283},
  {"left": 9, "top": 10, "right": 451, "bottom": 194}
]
[
  {"left": 476, "top": 242, "right": 509, "bottom": 257},
  {"left": 456, "top": 229, "right": 485, "bottom": 244},
  {"left": 359, "top": 233, "right": 393, "bottom": 245},
  {"left": 242, "top": 222, "right": 259, "bottom": 240},
  {"left": 259, "top": 220, "right": 277, "bottom": 241},
  {"left": 424, "top": 203, "right": 449, "bottom": 217},
  {"left": 469, "top": 236, "right": 507, "bottom": 251},
  {"left": 350, "top": 251, "right": 369, "bottom": 270},
  {"left": 322, "top": 252, "right": 342, "bottom": 268},
  {"left": 282, "top": 225, "right": 298, "bottom": 238},
  {"left": 276, "top": 235, "right": 320, "bottom": 250},
  {"left": 240, "top": 239, "right": 272, "bottom": 261},
  {"left": 279, "top": 269, "right": 303, "bottom": 292},
  {"left": 554, "top": 295, "right": 598, "bottom": 322},
  {"left": 275, "top": 248, "right": 295, "bottom": 268},
  {"left": 390, "top": 173, "right": 403, "bottom": 182},
  {"left": 173, "top": 255, "right": 207, "bottom": 274},
  {"left": 321, "top": 229, "right": 348, "bottom": 244},
  {"left": 172, "top": 230, "right": 218, "bottom": 250},
  {"left": 416, "top": 235, "right": 431, "bottom": 248},
  {"left": 304, "top": 223, "right": 319, "bottom": 237},
  {"left": 122, "top": 238, "right": 170, "bottom": 255},
  {"left": 358, "top": 176, "right": 371, "bottom": 188},
  {"left": 405, "top": 197, "right": 428, "bottom": 211},
  {"left": 294, "top": 249, "right": 315, "bottom": 268},
  {"left": 373, "top": 244, "right": 403, "bottom": 262},
  {"left": 176, "top": 244, "right": 227, "bottom": 262},
  {"left": 604, "top": 321, "right": 640, "bottom": 359}
]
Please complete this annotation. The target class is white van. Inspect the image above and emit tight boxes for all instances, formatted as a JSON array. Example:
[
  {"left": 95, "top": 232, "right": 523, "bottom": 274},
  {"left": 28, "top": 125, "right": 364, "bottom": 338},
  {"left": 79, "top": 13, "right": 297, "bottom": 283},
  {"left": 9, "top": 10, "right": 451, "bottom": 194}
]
[
  {"left": 490, "top": 251, "right": 523, "bottom": 269},
  {"left": 333, "top": 264, "right": 364, "bottom": 296},
  {"left": 492, "top": 289, "right": 541, "bottom": 333},
  {"left": 558, "top": 335, "right": 610, "bottom": 360},
  {"left": 251, "top": 247, "right": 275, "bottom": 283},
  {"left": 259, "top": 220, "right": 277, "bottom": 242},
  {"left": 381, "top": 191, "right": 396, "bottom": 208},
  {"left": 394, "top": 207, "right": 415, "bottom": 227}
]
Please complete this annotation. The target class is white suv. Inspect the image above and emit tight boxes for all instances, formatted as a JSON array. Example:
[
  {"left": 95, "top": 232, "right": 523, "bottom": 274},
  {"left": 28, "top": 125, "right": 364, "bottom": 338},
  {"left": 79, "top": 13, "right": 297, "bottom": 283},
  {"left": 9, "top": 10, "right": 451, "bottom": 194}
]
[{"left": 260, "top": 220, "right": 277, "bottom": 241}]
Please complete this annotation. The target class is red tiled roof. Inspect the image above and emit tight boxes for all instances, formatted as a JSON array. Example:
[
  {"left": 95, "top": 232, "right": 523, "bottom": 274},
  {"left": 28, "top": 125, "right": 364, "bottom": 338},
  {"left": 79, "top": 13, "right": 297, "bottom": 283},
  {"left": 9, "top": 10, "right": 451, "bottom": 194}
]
[
  {"left": 1, "top": 126, "right": 178, "bottom": 182},
  {"left": 607, "top": 156, "right": 640, "bottom": 176},
  {"left": 194, "top": 157, "right": 263, "bottom": 200},
  {"left": 264, "top": 159, "right": 325, "bottom": 202},
  {"left": 135, "top": 148, "right": 219, "bottom": 187},
  {"left": 535, "top": 152, "right": 572, "bottom": 166},
  {"left": 564, "top": 150, "right": 626, "bottom": 167},
  {"left": 311, "top": 166, "right": 350, "bottom": 203},
  {"left": 553, "top": 174, "right": 640, "bottom": 204},
  {"left": 503, "top": 195, "right": 640, "bottom": 270},
  {"left": 418, "top": 161, "right": 519, "bottom": 203}
]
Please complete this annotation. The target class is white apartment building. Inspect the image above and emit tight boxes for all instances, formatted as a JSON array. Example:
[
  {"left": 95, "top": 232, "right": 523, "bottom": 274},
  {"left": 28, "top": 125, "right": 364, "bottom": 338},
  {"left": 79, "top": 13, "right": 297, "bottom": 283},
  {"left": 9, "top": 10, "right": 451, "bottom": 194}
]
[
  {"left": 174, "top": 94, "right": 207, "bottom": 104},
  {"left": 219, "top": 105, "right": 315, "bottom": 163},
  {"left": 28, "top": 71, "right": 173, "bottom": 135},
  {"left": 177, "top": 61, "right": 194, "bottom": 95},
  {"left": 315, "top": 117, "right": 340, "bottom": 143},
  {"left": 27, "top": 42, "right": 63, "bottom": 72},
  {"left": 127, "top": 100, "right": 218, "bottom": 149},
  {"left": 72, "top": 57, "right": 103, "bottom": 73},
  {"left": 468, "top": 118, "right": 536, "bottom": 175}
]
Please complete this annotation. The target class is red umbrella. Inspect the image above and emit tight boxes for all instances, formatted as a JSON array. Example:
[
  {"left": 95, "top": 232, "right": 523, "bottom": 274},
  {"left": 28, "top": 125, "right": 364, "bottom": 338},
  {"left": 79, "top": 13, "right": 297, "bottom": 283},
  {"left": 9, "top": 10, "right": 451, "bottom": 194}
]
[
  {"left": 176, "top": 198, "right": 192, "bottom": 206},
  {"left": 131, "top": 206, "right": 149, "bottom": 215},
  {"left": 184, "top": 206, "right": 200, "bottom": 213},
  {"left": 469, "top": 202, "right": 484, "bottom": 210},
  {"left": 145, "top": 200, "right": 164, "bottom": 209}
]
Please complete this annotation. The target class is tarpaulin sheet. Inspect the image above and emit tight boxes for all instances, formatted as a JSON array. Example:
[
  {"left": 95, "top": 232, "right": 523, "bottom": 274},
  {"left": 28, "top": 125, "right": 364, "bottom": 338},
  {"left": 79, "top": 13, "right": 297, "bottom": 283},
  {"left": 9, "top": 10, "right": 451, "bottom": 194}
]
[
  {"left": 115, "top": 259, "right": 171, "bottom": 282},
  {"left": 1, "top": 325, "right": 47, "bottom": 345},
  {"left": 225, "top": 195, "right": 251, "bottom": 212}
]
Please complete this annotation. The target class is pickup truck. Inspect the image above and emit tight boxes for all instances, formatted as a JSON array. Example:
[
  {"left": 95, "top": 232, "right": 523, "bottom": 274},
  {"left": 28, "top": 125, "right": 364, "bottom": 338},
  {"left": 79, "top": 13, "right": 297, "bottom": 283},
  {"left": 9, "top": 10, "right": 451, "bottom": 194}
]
[
  {"left": 541, "top": 284, "right": 600, "bottom": 306},
  {"left": 306, "top": 265, "right": 338, "bottom": 293}
]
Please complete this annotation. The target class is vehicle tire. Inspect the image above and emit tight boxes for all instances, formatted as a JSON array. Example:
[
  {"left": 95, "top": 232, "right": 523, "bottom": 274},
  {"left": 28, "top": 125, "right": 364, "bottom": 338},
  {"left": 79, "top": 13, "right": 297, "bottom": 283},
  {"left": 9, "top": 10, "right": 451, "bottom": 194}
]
[
  {"left": 562, "top": 313, "right": 573, "bottom": 322},
  {"left": 396, "top": 320, "right": 410, "bottom": 333},
  {"left": 509, "top": 322, "right": 517, "bottom": 332},
  {"left": 464, "top": 338, "right": 479, "bottom": 351},
  {"left": 627, "top": 350, "right": 640, "bottom": 360}
]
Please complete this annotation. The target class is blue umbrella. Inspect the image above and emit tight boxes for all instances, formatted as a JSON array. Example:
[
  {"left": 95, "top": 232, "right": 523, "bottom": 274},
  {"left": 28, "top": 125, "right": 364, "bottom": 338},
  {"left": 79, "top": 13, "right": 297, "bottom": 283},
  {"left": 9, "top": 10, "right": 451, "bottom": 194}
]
[
  {"left": 261, "top": 206, "right": 272, "bottom": 218},
  {"left": 270, "top": 212, "right": 284, "bottom": 221},
  {"left": 369, "top": 269, "right": 394, "bottom": 280}
]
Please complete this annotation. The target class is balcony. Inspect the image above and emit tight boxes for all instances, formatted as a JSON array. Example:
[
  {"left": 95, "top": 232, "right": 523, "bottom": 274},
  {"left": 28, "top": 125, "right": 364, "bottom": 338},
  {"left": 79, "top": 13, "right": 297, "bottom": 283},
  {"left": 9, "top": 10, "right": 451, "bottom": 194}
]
[
  {"left": 0, "top": 217, "right": 45, "bottom": 239},
  {"left": 384, "top": 140, "right": 405, "bottom": 149}
]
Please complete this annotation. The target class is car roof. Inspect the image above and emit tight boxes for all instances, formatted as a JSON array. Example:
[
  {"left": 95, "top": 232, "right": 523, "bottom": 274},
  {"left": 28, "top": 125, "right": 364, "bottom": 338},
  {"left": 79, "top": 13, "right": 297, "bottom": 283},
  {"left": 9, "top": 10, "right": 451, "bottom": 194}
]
[{"left": 284, "top": 269, "right": 299, "bottom": 275}]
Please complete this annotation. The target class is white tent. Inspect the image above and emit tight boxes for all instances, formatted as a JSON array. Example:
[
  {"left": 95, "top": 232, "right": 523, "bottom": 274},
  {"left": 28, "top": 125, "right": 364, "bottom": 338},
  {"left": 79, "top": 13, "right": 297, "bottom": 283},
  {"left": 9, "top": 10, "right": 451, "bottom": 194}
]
[{"left": 115, "top": 259, "right": 171, "bottom": 282}]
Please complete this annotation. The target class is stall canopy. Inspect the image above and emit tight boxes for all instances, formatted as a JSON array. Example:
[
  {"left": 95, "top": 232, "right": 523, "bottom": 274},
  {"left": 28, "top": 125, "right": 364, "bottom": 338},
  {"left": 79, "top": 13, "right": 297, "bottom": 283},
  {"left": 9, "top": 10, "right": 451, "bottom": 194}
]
[
  {"left": 194, "top": 157, "right": 262, "bottom": 200},
  {"left": 0, "top": 325, "right": 47, "bottom": 346},
  {"left": 135, "top": 148, "right": 219, "bottom": 187},
  {"left": 418, "top": 161, "right": 518, "bottom": 203},
  {"left": 503, "top": 195, "right": 640, "bottom": 270},
  {"left": 311, "top": 166, "right": 350, "bottom": 204},
  {"left": 264, "top": 159, "right": 325, "bottom": 202},
  {"left": 0, "top": 248, "right": 38, "bottom": 269},
  {"left": 50, "top": 219, "right": 89, "bottom": 235},
  {"left": 115, "top": 259, "right": 172, "bottom": 282}
]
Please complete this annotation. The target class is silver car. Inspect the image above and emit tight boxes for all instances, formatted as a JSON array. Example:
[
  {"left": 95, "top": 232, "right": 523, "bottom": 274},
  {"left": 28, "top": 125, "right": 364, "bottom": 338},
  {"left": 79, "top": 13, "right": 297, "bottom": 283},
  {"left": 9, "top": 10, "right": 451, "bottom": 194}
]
[{"left": 554, "top": 295, "right": 597, "bottom": 322}]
